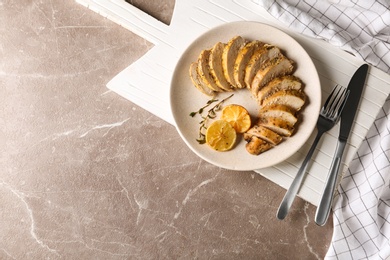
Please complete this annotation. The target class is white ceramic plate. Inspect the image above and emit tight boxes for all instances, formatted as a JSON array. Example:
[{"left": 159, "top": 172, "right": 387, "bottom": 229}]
[{"left": 170, "top": 21, "right": 321, "bottom": 171}]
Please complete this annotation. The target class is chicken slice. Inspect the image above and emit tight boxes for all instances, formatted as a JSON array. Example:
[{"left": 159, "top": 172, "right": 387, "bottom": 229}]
[
  {"left": 244, "top": 44, "right": 282, "bottom": 88},
  {"left": 244, "top": 125, "right": 282, "bottom": 145},
  {"left": 209, "top": 42, "right": 234, "bottom": 91},
  {"left": 222, "top": 36, "right": 247, "bottom": 88},
  {"left": 257, "top": 116, "right": 295, "bottom": 137},
  {"left": 245, "top": 136, "right": 274, "bottom": 155},
  {"left": 257, "top": 75, "right": 303, "bottom": 105},
  {"left": 233, "top": 40, "right": 264, "bottom": 88},
  {"left": 198, "top": 49, "right": 224, "bottom": 92},
  {"left": 262, "top": 89, "right": 306, "bottom": 111},
  {"left": 259, "top": 104, "right": 298, "bottom": 125},
  {"left": 189, "top": 62, "right": 215, "bottom": 96},
  {"left": 250, "top": 56, "right": 294, "bottom": 97}
]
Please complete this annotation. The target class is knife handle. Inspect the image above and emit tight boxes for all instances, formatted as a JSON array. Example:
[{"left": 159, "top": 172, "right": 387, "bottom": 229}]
[{"left": 315, "top": 140, "right": 346, "bottom": 226}]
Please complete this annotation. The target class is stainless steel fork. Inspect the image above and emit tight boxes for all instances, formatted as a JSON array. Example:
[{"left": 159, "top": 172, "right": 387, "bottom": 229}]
[{"left": 276, "top": 85, "right": 349, "bottom": 220}]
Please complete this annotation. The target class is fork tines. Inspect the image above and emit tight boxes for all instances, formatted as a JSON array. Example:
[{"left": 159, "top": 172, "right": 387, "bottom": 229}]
[{"left": 322, "top": 85, "right": 350, "bottom": 119}]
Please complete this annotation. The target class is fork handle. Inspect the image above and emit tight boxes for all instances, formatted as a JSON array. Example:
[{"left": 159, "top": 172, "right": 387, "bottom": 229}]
[
  {"left": 315, "top": 140, "right": 346, "bottom": 226},
  {"left": 276, "top": 129, "right": 325, "bottom": 220}
]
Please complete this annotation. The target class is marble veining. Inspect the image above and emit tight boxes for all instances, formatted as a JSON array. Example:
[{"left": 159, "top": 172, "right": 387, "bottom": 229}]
[{"left": 1, "top": 0, "right": 333, "bottom": 259}]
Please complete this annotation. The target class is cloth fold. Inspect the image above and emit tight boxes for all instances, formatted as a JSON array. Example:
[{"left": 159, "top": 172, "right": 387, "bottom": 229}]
[
  {"left": 253, "top": 0, "right": 390, "bottom": 259},
  {"left": 253, "top": 0, "right": 390, "bottom": 73}
]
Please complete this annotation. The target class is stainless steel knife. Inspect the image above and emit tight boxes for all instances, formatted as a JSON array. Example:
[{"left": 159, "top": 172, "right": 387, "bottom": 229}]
[{"left": 315, "top": 64, "right": 369, "bottom": 226}]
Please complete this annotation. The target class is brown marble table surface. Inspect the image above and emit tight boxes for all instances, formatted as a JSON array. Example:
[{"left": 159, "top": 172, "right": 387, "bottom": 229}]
[{"left": 2, "top": 0, "right": 333, "bottom": 259}]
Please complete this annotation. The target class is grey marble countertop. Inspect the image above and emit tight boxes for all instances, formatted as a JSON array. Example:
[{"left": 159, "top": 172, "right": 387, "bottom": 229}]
[{"left": 1, "top": 0, "right": 333, "bottom": 259}]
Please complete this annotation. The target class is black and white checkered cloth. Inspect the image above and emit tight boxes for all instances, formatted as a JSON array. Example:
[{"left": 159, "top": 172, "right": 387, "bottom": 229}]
[
  {"left": 253, "top": 0, "right": 390, "bottom": 259},
  {"left": 329, "top": 96, "right": 390, "bottom": 259},
  {"left": 253, "top": 0, "right": 390, "bottom": 73}
]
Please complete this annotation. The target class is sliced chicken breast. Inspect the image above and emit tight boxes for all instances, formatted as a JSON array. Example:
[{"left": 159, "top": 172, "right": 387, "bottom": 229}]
[
  {"left": 257, "top": 116, "right": 295, "bottom": 137},
  {"left": 222, "top": 36, "right": 247, "bottom": 88},
  {"left": 233, "top": 40, "right": 264, "bottom": 88},
  {"left": 259, "top": 104, "right": 298, "bottom": 125},
  {"left": 189, "top": 62, "right": 215, "bottom": 96},
  {"left": 262, "top": 89, "right": 306, "bottom": 111},
  {"left": 209, "top": 42, "right": 234, "bottom": 91},
  {"left": 250, "top": 56, "right": 294, "bottom": 97},
  {"left": 244, "top": 44, "right": 282, "bottom": 88},
  {"left": 257, "top": 75, "right": 303, "bottom": 105},
  {"left": 188, "top": 36, "right": 307, "bottom": 153},
  {"left": 244, "top": 125, "right": 282, "bottom": 145},
  {"left": 245, "top": 135, "right": 274, "bottom": 155},
  {"left": 198, "top": 49, "right": 224, "bottom": 92}
]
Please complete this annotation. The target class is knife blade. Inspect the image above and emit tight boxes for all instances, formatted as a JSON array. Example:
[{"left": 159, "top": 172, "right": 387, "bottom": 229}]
[{"left": 315, "top": 64, "right": 369, "bottom": 226}]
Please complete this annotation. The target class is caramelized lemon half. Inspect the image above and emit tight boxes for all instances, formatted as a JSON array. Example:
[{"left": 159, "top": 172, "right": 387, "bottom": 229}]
[
  {"left": 205, "top": 120, "right": 237, "bottom": 151},
  {"left": 221, "top": 104, "right": 251, "bottom": 133}
]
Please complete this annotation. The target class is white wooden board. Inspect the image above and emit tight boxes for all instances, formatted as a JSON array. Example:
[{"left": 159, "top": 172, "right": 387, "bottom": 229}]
[{"left": 76, "top": 0, "right": 390, "bottom": 206}]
